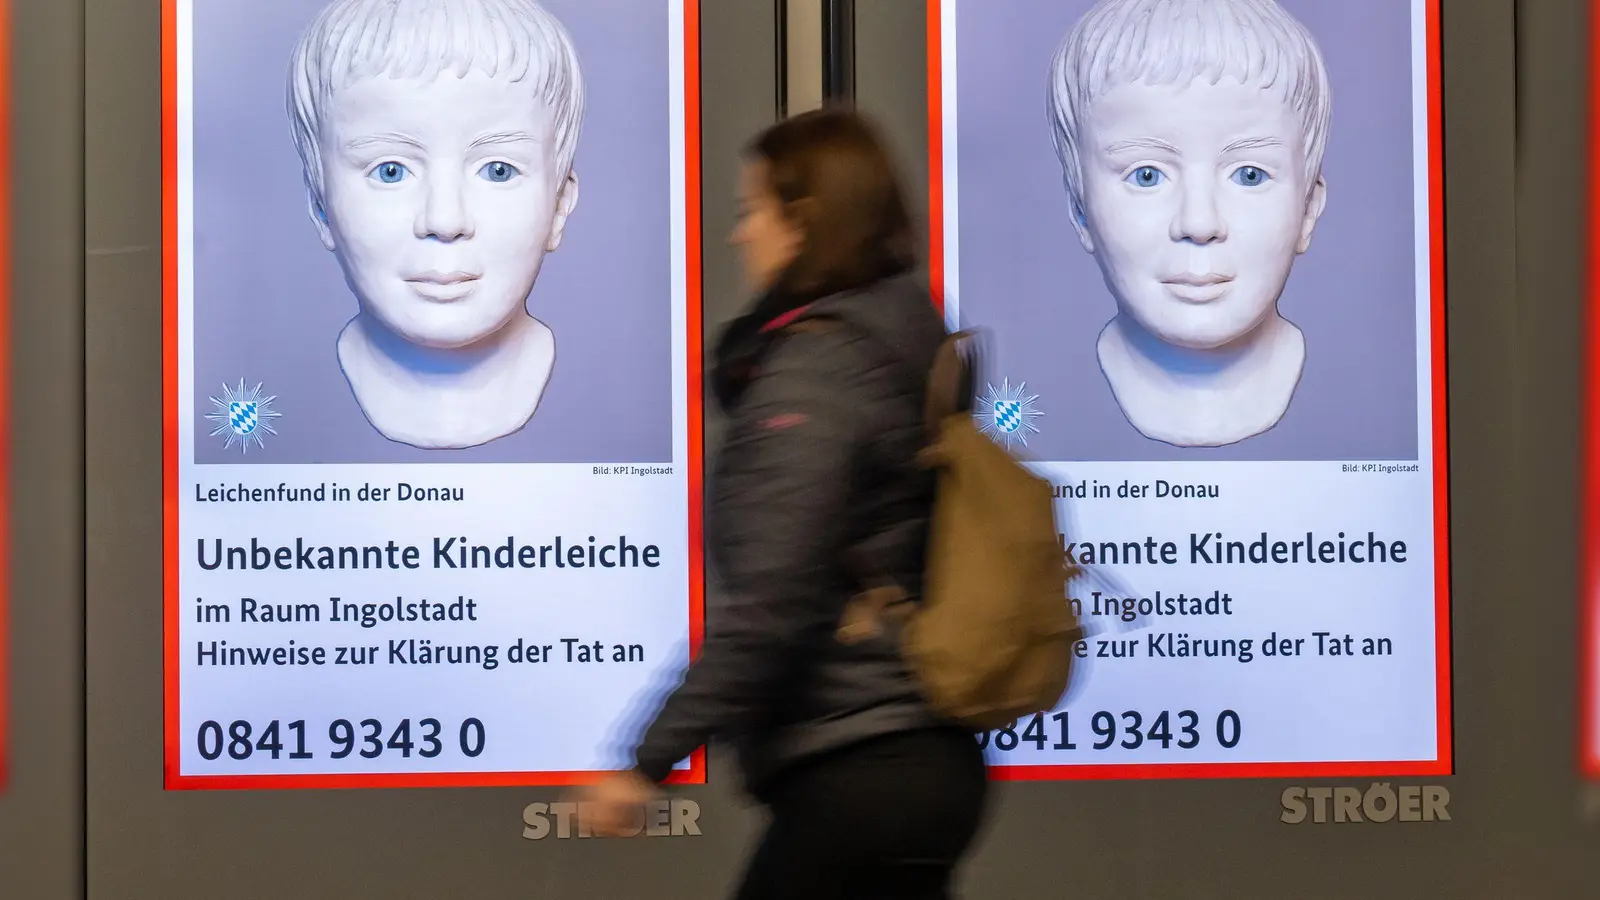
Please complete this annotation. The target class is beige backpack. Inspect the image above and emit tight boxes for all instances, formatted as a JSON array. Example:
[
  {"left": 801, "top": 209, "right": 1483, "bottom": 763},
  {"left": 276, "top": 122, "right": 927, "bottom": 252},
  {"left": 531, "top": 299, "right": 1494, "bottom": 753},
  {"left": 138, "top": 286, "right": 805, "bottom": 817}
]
[{"left": 836, "top": 330, "right": 1085, "bottom": 731}]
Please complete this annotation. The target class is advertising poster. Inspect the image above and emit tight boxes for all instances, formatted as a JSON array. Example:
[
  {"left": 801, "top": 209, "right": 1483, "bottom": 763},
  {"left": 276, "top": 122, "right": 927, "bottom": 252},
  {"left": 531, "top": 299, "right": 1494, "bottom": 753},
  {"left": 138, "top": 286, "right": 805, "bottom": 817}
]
[
  {"left": 930, "top": 0, "right": 1449, "bottom": 778},
  {"left": 163, "top": 0, "right": 703, "bottom": 788}
]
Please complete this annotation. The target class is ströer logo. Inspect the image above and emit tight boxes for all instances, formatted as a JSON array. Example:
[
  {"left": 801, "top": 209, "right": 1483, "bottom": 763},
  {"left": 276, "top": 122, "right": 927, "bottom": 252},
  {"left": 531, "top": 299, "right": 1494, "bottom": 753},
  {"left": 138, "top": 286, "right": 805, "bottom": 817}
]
[
  {"left": 1280, "top": 784, "right": 1451, "bottom": 824},
  {"left": 522, "top": 799, "right": 702, "bottom": 840}
]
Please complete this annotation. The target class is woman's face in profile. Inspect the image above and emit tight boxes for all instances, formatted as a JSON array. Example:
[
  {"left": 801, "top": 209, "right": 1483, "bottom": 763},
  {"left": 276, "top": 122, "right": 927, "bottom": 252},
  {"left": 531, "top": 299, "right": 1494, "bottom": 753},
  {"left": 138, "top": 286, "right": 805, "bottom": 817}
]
[{"left": 731, "top": 160, "right": 802, "bottom": 294}]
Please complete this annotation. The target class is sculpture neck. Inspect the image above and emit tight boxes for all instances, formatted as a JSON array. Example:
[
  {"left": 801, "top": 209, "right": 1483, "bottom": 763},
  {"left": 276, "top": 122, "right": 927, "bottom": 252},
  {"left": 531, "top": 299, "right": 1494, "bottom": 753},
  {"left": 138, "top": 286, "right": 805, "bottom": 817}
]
[
  {"left": 336, "top": 311, "right": 556, "bottom": 450},
  {"left": 1096, "top": 311, "right": 1305, "bottom": 448}
]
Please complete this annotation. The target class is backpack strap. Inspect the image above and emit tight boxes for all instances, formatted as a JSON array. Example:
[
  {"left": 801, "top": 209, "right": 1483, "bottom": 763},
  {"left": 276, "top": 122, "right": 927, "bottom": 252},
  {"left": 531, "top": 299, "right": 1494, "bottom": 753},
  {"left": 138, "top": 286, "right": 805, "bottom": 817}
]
[{"left": 915, "top": 330, "right": 981, "bottom": 469}]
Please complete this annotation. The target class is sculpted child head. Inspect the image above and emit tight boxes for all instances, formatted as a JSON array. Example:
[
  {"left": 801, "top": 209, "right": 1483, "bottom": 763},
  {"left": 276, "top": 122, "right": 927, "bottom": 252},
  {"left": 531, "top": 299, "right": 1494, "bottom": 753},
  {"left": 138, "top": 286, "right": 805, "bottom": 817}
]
[
  {"left": 287, "top": 0, "right": 586, "bottom": 351},
  {"left": 1046, "top": 0, "right": 1331, "bottom": 352}
]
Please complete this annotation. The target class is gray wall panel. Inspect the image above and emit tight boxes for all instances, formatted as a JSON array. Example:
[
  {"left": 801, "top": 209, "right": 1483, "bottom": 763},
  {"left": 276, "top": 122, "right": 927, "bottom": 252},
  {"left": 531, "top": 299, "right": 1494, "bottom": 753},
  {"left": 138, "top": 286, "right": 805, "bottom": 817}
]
[
  {"left": 0, "top": 0, "right": 86, "bottom": 896},
  {"left": 1509, "top": 0, "right": 1591, "bottom": 888},
  {"left": 853, "top": 1, "right": 929, "bottom": 266}
]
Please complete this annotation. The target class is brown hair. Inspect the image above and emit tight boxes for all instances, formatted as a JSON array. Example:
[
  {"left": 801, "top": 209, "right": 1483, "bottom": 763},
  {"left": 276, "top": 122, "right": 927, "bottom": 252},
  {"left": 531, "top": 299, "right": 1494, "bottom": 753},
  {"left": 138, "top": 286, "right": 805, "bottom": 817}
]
[{"left": 748, "top": 107, "right": 917, "bottom": 298}]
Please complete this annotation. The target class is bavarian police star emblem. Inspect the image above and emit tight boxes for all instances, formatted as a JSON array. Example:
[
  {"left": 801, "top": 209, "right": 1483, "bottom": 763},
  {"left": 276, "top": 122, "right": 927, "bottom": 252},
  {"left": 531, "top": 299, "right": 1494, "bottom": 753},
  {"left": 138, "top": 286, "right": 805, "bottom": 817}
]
[
  {"left": 205, "top": 378, "right": 281, "bottom": 453},
  {"left": 977, "top": 379, "right": 1041, "bottom": 449},
  {"left": 993, "top": 399, "right": 1023, "bottom": 434},
  {"left": 229, "top": 400, "right": 258, "bottom": 435}
]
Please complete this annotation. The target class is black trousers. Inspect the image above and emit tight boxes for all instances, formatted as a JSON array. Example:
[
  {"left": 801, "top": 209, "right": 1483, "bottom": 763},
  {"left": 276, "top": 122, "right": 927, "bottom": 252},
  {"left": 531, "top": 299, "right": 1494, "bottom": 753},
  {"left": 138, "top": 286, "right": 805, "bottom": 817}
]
[{"left": 733, "top": 727, "right": 990, "bottom": 900}]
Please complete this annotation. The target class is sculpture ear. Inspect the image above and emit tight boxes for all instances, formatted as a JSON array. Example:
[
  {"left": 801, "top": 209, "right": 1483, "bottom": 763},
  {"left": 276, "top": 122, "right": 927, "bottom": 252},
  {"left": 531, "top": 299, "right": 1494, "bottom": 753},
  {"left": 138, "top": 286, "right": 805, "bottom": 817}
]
[
  {"left": 1296, "top": 176, "right": 1328, "bottom": 254},
  {"left": 307, "top": 187, "right": 335, "bottom": 252},
  {"left": 1068, "top": 192, "right": 1095, "bottom": 254},
  {"left": 545, "top": 169, "right": 580, "bottom": 253}
]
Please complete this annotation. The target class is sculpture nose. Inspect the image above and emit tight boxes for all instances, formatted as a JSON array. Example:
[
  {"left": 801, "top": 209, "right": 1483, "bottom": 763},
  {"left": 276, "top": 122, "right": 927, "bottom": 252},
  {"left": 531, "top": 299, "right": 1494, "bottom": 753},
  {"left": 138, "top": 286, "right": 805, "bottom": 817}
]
[
  {"left": 418, "top": 171, "right": 474, "bottom": 242},
  {"left": 1171, "top": 177, "right": 1226, "bottom": 245}
]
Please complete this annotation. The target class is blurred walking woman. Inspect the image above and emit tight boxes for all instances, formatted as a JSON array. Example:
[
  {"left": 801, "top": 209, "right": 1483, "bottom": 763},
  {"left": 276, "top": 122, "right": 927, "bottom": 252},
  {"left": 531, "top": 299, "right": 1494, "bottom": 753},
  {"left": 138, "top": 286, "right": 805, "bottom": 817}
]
[{"left": 581, "top": 109, "right": 990, "bottom": 898}]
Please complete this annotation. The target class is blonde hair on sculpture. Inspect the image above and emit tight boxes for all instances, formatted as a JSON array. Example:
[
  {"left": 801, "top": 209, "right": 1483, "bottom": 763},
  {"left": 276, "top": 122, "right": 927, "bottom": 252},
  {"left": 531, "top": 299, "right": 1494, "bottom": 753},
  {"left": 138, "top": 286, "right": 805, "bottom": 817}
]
[
  {"left": 287, "top": 0, "right": 585, "bottom": 205},
  {"left": 1046, "top": 0, "right": 1331, "bottom": 217}
]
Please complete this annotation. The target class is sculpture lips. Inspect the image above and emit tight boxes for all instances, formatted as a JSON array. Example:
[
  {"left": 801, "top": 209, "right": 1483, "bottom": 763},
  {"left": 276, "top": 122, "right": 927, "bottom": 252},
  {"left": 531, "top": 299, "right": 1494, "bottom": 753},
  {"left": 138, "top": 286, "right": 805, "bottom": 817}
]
[
  {"left": 1161, "top": 272, "right": 1232, "bottom": 302},
  {"left": 408, "top": 270, "right": 479, "bottom": 285},
  {"left": 406, "top": 271, "right": 480, "bottom": 301}
]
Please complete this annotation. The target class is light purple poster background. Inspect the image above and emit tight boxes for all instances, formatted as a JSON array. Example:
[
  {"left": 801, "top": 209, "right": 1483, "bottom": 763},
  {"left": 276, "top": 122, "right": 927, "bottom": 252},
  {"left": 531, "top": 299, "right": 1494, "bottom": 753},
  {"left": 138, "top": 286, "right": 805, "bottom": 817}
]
[
  {"left": 950, "top": 0, "right": 1425, "bottom": 461},
  {"left": 190, "top": 0, "right": 675, "bottom": 465}
]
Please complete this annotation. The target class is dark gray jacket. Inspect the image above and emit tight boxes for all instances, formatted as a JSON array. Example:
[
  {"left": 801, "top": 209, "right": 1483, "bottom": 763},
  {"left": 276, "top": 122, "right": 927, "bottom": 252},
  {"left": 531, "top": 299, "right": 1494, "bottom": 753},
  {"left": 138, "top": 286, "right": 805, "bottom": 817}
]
[{"left": 633, "top": 273, "right": 949, "bottom": 795}]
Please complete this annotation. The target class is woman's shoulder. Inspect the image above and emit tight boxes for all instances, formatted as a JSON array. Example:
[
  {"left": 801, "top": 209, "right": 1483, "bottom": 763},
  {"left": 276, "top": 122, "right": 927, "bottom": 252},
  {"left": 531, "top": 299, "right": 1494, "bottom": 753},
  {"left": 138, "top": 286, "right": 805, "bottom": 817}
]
[{"left": 762, "top": 316, "right": 877, "bottom": 379}]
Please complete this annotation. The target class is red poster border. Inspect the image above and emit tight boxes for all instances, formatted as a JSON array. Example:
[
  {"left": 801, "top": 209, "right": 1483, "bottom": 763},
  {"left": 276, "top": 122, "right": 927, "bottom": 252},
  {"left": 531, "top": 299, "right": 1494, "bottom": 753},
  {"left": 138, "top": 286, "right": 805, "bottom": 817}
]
[
  {"left": 161, "top": 0, "right": 707, "bottom": 790},
  {"left": 1582, "top": 0, "right": 1600, "bottom": 783},
  {"left": 926, "top": 0, "right": 1453, "bottom": 782},
  {"left": 0, "top": 0, "right": 11, "bottom": 794}
]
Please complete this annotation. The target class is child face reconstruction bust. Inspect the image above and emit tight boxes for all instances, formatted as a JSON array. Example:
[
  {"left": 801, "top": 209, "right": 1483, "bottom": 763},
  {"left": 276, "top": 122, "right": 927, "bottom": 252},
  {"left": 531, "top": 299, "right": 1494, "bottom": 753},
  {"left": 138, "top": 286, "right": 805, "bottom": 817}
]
[
  {"left": 288, "top": 0, "right": 585, "bottom": 450},
  {"left": 1048, "top": 0, "right": 1331, "bottom": 448}
]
